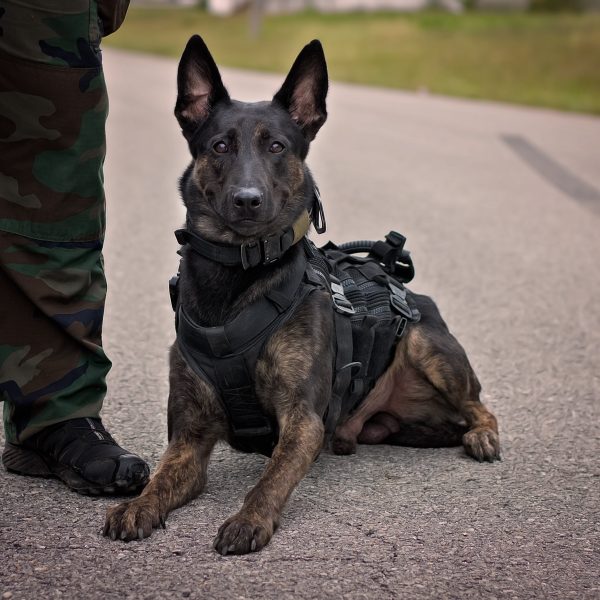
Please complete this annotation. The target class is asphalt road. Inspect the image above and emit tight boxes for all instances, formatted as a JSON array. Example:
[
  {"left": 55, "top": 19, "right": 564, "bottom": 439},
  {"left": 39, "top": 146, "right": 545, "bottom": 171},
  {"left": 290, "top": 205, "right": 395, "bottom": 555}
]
[{"left": 1, "top": 48, "right": 599, "bottom": 600}]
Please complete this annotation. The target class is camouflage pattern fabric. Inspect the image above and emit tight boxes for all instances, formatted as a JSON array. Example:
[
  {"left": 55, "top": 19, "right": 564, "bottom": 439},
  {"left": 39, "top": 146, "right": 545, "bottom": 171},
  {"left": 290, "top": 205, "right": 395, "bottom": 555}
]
[
  {"left": 0, "top": 0, "right": 129, "bottom": 443},
  {"left": 0, "top": 232, "right": 110, "bottom": 443}
]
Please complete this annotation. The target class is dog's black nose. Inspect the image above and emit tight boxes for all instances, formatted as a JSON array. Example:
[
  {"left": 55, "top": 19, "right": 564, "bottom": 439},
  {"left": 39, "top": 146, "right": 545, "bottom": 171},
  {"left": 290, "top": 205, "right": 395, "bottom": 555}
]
[{"left": 232, "top": 188, "right": 263, "bottom": 211}]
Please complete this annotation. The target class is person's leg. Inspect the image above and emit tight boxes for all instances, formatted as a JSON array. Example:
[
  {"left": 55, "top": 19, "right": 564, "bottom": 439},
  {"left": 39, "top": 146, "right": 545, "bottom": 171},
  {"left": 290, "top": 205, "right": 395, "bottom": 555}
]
[
  {"left": 0, "top": 232, "right": 109, "bottom": 442},
  {"left": 0, "top": 0, "right": 148, "bottom": 493}
]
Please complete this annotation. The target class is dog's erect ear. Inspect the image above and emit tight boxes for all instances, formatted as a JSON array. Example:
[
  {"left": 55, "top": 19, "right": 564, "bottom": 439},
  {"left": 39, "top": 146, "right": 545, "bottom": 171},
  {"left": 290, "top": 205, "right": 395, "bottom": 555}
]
[
  {"left": 272, "top": 40, "right": 328, "bottom": 141},
  {"left": 174, "top": 35, "right": 230, "bottom": 136}
]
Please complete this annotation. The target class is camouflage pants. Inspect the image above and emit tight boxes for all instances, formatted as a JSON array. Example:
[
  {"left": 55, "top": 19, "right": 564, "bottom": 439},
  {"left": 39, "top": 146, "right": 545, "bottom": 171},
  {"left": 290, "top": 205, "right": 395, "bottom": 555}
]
[{"left": 0, "top": 1, "right": 128, "bottom": 443}]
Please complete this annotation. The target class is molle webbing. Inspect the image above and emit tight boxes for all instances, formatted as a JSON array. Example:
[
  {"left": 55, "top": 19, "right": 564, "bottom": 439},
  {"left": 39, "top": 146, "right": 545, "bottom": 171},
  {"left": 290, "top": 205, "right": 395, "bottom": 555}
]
[{"left": 305, "top": 240, "right": 421, "bottom": 432}]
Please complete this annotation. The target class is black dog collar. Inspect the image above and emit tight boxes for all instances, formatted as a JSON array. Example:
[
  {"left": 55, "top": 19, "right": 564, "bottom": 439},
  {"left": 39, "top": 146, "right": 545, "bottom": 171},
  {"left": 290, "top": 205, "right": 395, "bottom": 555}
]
[
  {"left": 175, "top": 210, "right": 309, "bottom": 269},
  {"left": 175, "top": 189, "right": 326, "bottom": 269}
]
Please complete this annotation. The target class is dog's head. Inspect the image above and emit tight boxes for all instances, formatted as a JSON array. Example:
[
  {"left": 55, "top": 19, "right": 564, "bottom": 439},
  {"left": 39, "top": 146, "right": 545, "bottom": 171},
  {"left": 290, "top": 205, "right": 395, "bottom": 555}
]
[{"left": 175, "top": 35, "right": 328, "bottom": 243}]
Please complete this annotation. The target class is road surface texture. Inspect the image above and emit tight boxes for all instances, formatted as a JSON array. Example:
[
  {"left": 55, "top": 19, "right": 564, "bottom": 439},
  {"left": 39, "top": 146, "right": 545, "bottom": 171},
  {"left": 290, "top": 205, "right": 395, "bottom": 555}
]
[{"left": 2, "top": 49, "right": 599, "bottom": 600}]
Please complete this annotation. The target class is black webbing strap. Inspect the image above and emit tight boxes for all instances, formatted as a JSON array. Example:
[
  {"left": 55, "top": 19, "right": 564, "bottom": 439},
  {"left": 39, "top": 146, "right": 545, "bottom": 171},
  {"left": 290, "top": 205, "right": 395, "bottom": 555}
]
[
  {"left": 214, "top": 355, "right": 275, "bottom": 454},
  {"left": 346, "top": 315, "right": 376, "bottom": 413},
  {"left": 174, "top": 228, "right": 253, "bottom": 267},
  {"left": 174, "top": 227, "right": 297, "bottom": 269},
  {"left": 175, "top": 210, "right": 311, "bottom": 270},
  {"left": 335, "top": 231, "right": 415, "bottom": 284},
  {"left": 304, "top": 240, "right": 359, "bottom": 435},
  {"left": 324, "top": 311, "right": 356, "bottom": 434}
]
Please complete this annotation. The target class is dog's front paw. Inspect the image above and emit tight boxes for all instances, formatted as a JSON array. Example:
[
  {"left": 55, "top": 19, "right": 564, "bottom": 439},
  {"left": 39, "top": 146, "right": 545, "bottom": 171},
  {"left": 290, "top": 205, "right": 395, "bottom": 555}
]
[
  {"left": 213, "top": 514, "right": 273, "bottom": 555},
  {"left": 103, "top": 495, "right": 164, "bottom": 542},
  {"left": 463, "top": 428, "right": 501, "bottom": 462}
]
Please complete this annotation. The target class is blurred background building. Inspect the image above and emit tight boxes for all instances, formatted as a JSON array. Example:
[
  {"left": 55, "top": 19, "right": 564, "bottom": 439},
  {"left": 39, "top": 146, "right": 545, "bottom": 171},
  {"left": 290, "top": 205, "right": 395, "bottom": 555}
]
[{"left": 134, "top": 0, "right": 598, "bottom": 13}]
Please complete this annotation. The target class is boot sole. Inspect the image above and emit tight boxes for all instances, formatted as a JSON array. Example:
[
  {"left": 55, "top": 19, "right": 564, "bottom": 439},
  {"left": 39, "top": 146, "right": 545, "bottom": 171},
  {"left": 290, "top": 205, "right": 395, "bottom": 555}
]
[{"left": 2, "top": 443, "right": 147, "bottom": 496}]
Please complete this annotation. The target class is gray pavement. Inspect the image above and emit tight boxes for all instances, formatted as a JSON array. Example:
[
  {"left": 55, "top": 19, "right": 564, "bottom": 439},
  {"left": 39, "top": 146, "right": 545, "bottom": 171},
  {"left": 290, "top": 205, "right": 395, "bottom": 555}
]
[{"left": 1, "top": 48, "right": 599, "bottom": 599}]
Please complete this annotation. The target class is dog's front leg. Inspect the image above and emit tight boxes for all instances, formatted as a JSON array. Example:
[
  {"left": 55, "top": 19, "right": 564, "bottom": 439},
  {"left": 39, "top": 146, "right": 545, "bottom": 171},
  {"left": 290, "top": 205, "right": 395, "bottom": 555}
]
[
  {"left": 213, "top": 408, "right": 324, "bottom": 555},
  {"left": 104, "top": 432, "right": 217, "bottom": 541},
  {"left": 104, "top": 346, "right": 224, "bottom": 542}
]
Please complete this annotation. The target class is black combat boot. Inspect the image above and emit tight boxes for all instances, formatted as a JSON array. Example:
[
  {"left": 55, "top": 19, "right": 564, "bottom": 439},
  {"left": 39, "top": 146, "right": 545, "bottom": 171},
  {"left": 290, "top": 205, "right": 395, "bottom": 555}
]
[{"left": 2, "top": 417, "right": 149, "bottom": 495}]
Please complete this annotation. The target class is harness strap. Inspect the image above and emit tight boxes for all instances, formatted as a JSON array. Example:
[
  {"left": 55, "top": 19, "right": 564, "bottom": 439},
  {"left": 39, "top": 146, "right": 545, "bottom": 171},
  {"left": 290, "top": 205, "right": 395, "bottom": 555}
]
[
  {"left": 215, "top": 356, "right": 273, "bottom": 444},
  {"left": 177, "top": 255, "right": 307, "bottom": 359},
  {"left": 304, "top": 239, "right": 359, "bottom": 435},
  {"left": 175, "top": 251, "right": 321, "bottom": 454},
  {"left": 325, "top": 311, "right": 355, "bottom": 434}
]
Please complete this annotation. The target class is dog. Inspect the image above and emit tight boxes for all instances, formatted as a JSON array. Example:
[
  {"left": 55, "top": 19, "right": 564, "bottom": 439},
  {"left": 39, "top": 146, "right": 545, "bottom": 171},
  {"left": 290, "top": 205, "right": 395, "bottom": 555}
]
[{"left": 103, "top": 35, "right": 500, "bottom": 554}]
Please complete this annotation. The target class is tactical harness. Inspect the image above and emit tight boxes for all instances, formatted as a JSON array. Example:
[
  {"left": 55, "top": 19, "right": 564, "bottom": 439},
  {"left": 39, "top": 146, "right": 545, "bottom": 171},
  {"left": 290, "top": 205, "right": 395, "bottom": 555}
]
[{"left": 169, "top": 190, "right": 421, "bottom": 456}]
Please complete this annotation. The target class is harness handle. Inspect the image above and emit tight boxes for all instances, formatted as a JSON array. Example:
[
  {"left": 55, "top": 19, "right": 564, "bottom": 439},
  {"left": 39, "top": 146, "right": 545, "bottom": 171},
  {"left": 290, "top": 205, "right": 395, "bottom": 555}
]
[
  {"left": 336, "top": 233, "right": 415, "bottom": 284},
  {"left": 336, "top": 240, "right": 376, "bottom": 253}
]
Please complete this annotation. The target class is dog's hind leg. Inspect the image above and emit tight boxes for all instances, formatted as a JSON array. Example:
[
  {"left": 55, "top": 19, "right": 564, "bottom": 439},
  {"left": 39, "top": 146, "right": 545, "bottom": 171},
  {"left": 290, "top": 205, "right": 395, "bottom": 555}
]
[
  {"left": 335, "top": 293, "right": 500, "bottom": 461},
  {"left": 459, "top": 398, "right": 501, "bottom": 462},
  {"left": 332, "top": 365, "right": 397, "bottom": 455},
  {"left": 366, "top": 413, "right": 468, "bottom": 448},
  {"left": 332, "top": 343, "right": 469, "bottom": 454},
  {"left": 402, "top": 300, "right": 500, "bottom": 462}
]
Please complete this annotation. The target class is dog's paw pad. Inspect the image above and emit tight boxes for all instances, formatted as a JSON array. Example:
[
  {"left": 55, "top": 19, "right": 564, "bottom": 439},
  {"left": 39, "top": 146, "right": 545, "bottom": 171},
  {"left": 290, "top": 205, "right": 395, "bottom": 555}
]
[
  {"left": 463, "top": 428, "right": 501, "bottom": 462},
  {"left": 213, "top": 515, "right": 271, "bottom": 555}
]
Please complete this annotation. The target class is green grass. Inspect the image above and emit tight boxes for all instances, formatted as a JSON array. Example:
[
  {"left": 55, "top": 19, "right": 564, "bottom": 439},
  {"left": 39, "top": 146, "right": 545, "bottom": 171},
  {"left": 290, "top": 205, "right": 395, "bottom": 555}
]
[{"left": 105, "top": 8, "right": 600, "bottom": 114}]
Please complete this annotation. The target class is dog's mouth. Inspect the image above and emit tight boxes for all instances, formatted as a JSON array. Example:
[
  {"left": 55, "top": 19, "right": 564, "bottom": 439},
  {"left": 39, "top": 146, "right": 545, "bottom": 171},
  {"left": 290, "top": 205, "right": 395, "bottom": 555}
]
[
  {"left": 223, "top": 197, "right": 290, "bottom": 239},
  {"left": 190, "top": 192, "right": 292, "bottom": 243},
  {"left": 227, "top": 217, "right": 278, "bottom": 237}
]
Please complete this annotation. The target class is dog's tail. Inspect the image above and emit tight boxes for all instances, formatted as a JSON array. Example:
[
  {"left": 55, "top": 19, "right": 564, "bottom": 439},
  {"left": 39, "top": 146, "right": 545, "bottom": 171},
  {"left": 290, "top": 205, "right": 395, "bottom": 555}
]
[{"left": 384, "top": 421, "right": 468, "bottom": 448}]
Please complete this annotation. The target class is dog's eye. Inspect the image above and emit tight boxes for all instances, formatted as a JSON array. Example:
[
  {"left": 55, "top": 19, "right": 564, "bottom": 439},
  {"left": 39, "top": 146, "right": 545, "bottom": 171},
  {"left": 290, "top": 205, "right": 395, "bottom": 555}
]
[
  {"left": 213, "top": 141, "right": 229, "bottom": 154},
  {"left": 269, "top": 142, "right": 285, "bottom": 154}
]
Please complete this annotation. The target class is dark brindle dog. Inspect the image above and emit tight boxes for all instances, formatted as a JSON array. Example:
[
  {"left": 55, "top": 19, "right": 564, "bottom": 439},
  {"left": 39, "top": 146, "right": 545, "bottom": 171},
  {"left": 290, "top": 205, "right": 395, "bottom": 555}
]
[{"left": 104, "top": 36, "right": 500, "bottom": 554}]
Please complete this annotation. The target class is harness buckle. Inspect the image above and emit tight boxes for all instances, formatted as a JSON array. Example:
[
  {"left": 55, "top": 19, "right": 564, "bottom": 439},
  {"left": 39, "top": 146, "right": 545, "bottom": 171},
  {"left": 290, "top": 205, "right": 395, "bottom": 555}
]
[
  {"left": 395, "top": 316, "right": 408, "bottom": 338},
  {"left": 389, "top": 282, "right": 414, "bottom": 319},
  {"left": 240, "top": 241, "right": 260, "bottom": 270},
  {"left": 331, "top": 281, "right": 355, "bottom": 315},
  {"left": 241, "top": 236, "right": 284, "bottom": 268},
  {"left": 262, "top": 234, "right": 282, "bottom": 264},
  {"left": 363, "top": 231, "right": 414, "bottom": 283}
]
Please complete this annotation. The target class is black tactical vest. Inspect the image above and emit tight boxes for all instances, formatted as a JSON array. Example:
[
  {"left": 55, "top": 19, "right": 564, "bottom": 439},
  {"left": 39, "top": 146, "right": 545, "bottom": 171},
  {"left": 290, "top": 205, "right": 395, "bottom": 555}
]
[{"left": 171, "top": 232, "right": 420, "bottom": 456}]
